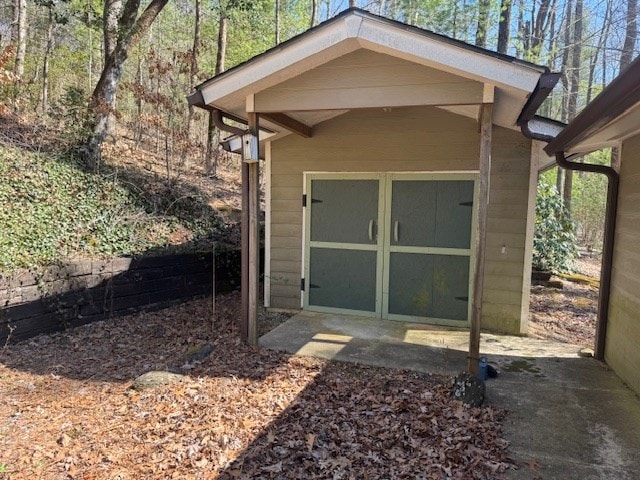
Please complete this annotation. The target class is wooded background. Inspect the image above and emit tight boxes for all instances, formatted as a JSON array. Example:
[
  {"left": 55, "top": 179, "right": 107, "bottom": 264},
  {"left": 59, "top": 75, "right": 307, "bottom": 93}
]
[{"left": 0, "top": 0, "right": 637, "bottom": 249}]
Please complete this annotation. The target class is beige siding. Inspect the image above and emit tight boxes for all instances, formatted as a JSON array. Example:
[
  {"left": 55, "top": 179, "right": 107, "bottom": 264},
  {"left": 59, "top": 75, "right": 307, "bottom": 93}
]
[
  {"left": 483, "top": 126, "right": 534, "bottom": 333},
  {"left": 606, "top": 134, "right": 640, "bottom": 395},
  {"left": 269, "top": 106, "right": 533, "bottom": 333},
  {"left": 254, "top": 50, "right": 483, "bottom": 112}
]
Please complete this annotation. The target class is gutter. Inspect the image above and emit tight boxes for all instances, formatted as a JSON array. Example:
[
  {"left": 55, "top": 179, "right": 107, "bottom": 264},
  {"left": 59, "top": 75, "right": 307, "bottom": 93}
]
[
  {"left": 188, "top": 90, "right": 247, "bottom": 138},
  {"left": 518, "top": 74, "right": 619, "bottom": 361}
]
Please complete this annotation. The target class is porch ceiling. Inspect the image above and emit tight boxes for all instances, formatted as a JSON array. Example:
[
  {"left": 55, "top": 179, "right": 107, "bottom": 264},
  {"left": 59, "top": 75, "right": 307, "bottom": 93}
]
[{"left": 189, "top": 9, "right": 551, "bottom": 139}]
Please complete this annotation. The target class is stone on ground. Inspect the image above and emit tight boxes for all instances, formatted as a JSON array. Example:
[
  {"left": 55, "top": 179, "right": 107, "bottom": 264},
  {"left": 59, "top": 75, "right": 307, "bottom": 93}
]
[
  {"left": 184, "top": 342, "right": 214, "bottom": 363},
  {"left": 133, "top": 371, "right": 186, "bottom": 390}
]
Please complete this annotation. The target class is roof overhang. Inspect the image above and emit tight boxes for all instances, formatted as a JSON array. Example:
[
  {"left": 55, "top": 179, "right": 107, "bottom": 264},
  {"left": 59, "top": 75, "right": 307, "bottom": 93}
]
[
  {"left": 189, "top": 8, "right": 552, "bottom": 139},
  {"left": 545, "top": 56, "right": 640, "bottom": 156}
]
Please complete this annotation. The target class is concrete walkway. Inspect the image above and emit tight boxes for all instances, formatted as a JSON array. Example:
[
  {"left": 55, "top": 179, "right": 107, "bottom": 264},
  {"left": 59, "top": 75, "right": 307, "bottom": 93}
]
[{"left": 260, "top": 311, "right": 640, "bottom": 480}]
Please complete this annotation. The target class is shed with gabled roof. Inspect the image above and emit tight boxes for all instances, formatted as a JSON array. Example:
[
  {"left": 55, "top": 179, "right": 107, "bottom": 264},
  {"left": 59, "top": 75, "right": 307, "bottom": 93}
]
[{"left": 189, "top": 8, "right": 559, "bottom": 366}]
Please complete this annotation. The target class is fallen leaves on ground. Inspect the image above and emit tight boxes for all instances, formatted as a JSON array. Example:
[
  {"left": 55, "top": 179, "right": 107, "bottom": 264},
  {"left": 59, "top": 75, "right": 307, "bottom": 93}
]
[
  {"left": 529, "top": 279, "right": 598, "bottom": 346},
  {"left": 528, "top": 256, "right": 599, "bottom": 347},
  {"left": 0, "top": 292, "right": 514, "bottom": 479}
]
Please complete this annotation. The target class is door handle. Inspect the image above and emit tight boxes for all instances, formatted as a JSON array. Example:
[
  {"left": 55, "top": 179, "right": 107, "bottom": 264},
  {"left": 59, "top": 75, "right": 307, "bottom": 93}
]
[
  {"left": 368, "top": 219, "right": 375, "bottom": 242},
  {"left": 393, "top": 221, "right": 399, "bottom": 243}
]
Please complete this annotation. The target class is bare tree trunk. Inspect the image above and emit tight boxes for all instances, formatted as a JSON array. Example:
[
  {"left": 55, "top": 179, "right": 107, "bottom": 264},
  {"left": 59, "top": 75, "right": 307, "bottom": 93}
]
[
  {"left": 311, "top": 0, "right": 317, "bottom": 28},
  {"left": 586, "top": 0, "right": 611, "bottom": 104},
  {"left": 556, "top": 167, "right": 563, "bottom": 195},
  {"left": 215, "top": 13, "right": 227, "bottom": 75},
  {"left": 516, "top": 0, "right": 527, "bottom": 57},
  {"left": 563, "top": 0, "right": 583, "bottom": 213},
  {"left": 560, "top": 0, "right": 573, "bottom": 123},
  {"left": 85, "top": 0, "right": 169, "bottom": 170},
  {"left": 530, "top": 0, "right": 555, "bottom": 58},
  {"left": 547, "top": 6, "right": 557, "bottom": 68},
  {"left": 13, "top": 0, "right": 27, "bottom": 94},
  {"left": 11, "top": 0, "right": 19, "bottom": 39},
  {"left": 41, "top": 5, "right": 54, "bottom": 116},
  {"left": 475, "top": 0, "right": 491, "bottom": 48},
  {"left": 620, "top": 0, "right": 637, "bottom": 71},
  {"left": 88, "top": 10, "right": 94, "bottom": 93},
  {"left": 568, "top": 0, "right": 582, "bottom": 121},
  {"left": 610, "top": 0, "right": 637, "bottom": 171},
  {"left": 205, "top": 12, "right": 228, "bottom": 177},
  {"left": 103, "top": 0, "right": 122, "bottom": 61},
  {"left": 187, "top": 0, "right": 201, "bottom": 133},
  {"left": 497, "top": 0, "right": 512, "bottom": 54},
  {"left": 556, "top": 0, "right": 573, "bottom": 207},
  {"left": 135, "top": 43, "right": 143, "bottom": 148},
  {"left": 275, "top": 0, "right": 280, "bottom": 45}
]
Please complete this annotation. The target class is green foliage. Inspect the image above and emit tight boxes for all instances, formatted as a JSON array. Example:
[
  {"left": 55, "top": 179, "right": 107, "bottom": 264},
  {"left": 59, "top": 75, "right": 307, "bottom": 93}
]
[
  {"left": 533, "top": 182, "right": 578, "bottom": 273},
  {"left": 50, "top": 85, "right": 92, "bottom": 144},
  {"left": 539, "top": 149, "right": 609, "bottom": 250},
  {"left": 0, "top": 145, "right": 222, "bottom": 273}
]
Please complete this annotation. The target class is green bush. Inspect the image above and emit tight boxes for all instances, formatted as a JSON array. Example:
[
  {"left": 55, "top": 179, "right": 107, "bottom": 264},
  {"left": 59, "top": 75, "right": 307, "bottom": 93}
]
[{"left": 533, "top": 182, "right": 578, "bottom": 273}]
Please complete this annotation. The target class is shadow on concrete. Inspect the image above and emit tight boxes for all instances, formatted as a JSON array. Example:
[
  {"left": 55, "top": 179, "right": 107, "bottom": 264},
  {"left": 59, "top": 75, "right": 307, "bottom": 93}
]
[{"left": 258, "top": 312, "right": 640, "bottom": 479}]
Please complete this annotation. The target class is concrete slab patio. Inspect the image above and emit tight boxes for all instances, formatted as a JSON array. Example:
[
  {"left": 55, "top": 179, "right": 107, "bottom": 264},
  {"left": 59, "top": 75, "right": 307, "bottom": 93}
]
[{"left": 260, "top": 311, "right": 640, "bottom": 480}]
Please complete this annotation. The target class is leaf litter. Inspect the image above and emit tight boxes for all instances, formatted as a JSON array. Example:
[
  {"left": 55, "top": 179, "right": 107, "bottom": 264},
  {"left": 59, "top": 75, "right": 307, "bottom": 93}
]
[
  {"left": 0, "top": 291, "right": 514, "bottom": 479},
  {"left": 528, "top": 255, "right": 600, "bottom": 347}
]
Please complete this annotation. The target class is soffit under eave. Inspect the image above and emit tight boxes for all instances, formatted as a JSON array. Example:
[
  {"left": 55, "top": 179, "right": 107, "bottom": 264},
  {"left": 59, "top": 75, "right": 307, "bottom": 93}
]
[
  {"left": 563, "top": 103, "right": 640, "bottom": 156},
  {"left": 211, "top": 81, "right": 530, "bottom": 133}
]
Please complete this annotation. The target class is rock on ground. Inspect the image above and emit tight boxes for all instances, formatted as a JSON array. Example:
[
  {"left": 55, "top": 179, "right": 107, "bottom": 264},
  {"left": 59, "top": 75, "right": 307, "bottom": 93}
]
[{"left": 132, "top": 370, "right": 186, "bottom": 390}]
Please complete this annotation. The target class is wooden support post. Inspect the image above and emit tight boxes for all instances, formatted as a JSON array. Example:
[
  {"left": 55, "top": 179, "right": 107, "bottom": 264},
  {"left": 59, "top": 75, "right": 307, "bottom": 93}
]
[
  {"left": 240, "top": 153, "right": 249, "bottom": 342},
  {"left": 247, "top": 113, "right": 260, "bottom": 345},
  {"left": 469, "top": 103, "right": 492, "bottom": 376}
]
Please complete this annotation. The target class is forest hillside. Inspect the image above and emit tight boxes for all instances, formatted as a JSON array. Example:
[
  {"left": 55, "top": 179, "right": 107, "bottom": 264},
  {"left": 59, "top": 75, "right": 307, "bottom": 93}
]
[
  {"left": 0, "top": 113, "right": 241, "bottom": 273},
  {"left": 0, "top": 0, "right": 637, "bottom": 269}
]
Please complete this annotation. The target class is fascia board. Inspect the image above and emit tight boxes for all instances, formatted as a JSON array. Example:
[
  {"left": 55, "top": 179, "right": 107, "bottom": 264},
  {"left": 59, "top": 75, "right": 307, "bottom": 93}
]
[
  {"left": 564, "top": 103, "right": 640, "bottom": 155},
  {"left": 199, "top": 12, "right": 544, "bottom": 109},
  {"left": 200, "top": 18, "right": 362, "bottom": 106},
  {"left": 355, "top": 18, "right": 541, "bottom": 92}
]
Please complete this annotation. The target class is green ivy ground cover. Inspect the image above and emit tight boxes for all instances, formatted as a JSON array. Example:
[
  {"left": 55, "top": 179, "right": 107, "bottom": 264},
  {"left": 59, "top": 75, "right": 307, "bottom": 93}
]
[{"left": 0, "top": 146, "right": 221, "bottom": 272}]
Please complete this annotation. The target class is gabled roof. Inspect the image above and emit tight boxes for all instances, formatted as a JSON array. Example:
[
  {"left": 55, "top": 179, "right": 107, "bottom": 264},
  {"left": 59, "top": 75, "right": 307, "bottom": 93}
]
[
  {"left": 189, "top": 8, "right": 553, "bottom": 135},
  {"left": 545, "top": 56, "right": 640, "bottom": 155}
]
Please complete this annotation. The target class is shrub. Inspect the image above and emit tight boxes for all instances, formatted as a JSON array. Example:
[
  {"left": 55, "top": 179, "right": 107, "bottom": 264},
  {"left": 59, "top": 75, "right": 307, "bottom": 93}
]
[{"left": 533, "top": 182, "right": 578, "bottom": 273}]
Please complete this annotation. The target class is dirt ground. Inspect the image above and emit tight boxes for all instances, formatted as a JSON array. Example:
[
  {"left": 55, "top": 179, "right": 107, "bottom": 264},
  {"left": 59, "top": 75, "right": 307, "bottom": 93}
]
[
  {"left": 0, "top": 291, "right": 515, "bottom": 480},
  {"left": 528, "top": 255, "right": 600, "bottom": 347}
]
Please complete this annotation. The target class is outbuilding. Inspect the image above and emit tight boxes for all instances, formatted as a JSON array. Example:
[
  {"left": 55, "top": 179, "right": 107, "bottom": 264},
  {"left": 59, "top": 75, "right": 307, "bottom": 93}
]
[{"left": 189, "top": 9, "right": 561, "bottom": 357}]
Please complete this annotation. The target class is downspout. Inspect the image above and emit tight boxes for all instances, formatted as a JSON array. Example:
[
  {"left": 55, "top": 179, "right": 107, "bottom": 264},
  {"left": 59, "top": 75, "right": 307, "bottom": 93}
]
[
  {"left": 187, "top": 90, "right": 248, "bottom": 138},
  {"left": 519, "top": 121, "right": 619, "bottom": 362},
  {"left": 211, "top": 108, "right": 246, "bottom": 137}
]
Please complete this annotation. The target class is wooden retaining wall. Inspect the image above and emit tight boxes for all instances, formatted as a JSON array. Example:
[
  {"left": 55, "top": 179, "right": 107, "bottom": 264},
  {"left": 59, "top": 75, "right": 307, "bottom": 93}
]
[{"left": 0, "top": 250, "right": 244, "bottom": 344}]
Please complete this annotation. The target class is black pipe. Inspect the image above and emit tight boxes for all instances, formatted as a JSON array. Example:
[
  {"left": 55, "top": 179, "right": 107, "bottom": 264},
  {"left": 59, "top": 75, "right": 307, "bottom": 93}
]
[
  {"left": 521, "top": 122, "right": 619, "bottom": 361},
  {"left": 211, "top": 108, "right": 246, "bottom": 137}
]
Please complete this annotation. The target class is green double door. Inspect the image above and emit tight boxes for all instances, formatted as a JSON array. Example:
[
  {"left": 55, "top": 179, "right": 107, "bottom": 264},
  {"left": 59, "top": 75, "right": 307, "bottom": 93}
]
[{"left": 303, "top": 173, "right": 476, "bottom": 326}]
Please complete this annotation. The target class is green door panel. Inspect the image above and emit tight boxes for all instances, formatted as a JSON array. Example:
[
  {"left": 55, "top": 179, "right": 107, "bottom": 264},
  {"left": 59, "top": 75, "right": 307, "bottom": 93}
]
[
  {"left": 309, "top": 247, "right": 377, "bottom": 312},
  {"left": 390, "top": 180, "right": 473, "bottom": 248},
  {"left": 434, "top": 181, "right": 474, "bottom": 249},
  {"left": 387, "top": 253, "right": 469, "bottom": 321},
  {"left": 310, "top": 179, "right": 379, "bottom": 244},
  {"left": 387, "top": 252, "right": 435, "bottom": 317},
  {"left": 431, "top": 255, "right": 470, "bottom": 321},
  {"left": 390, "top": 181, "right": 437, "bottom": 247}
]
